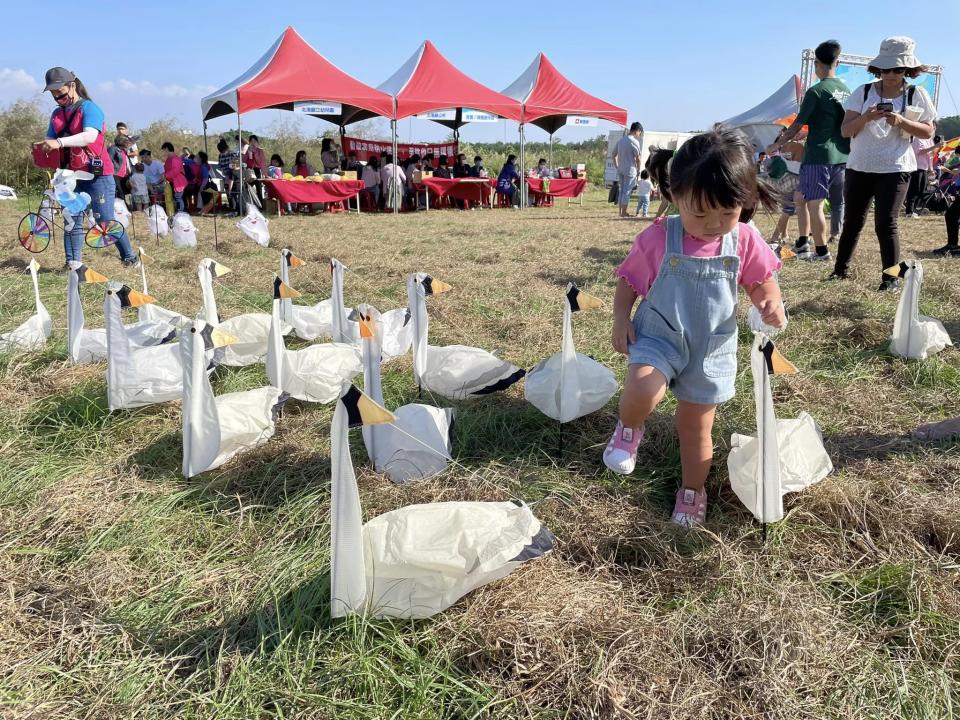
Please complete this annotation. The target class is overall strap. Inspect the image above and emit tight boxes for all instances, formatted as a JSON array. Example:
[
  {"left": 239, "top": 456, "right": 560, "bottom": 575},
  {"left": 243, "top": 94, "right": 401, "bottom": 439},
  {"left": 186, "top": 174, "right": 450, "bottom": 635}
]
[
  {"left": 720, "top": 222, "right": 740, "bottom": 256},
  {"left": 665, "top": 215, "right": 684, "bottom": 255}
]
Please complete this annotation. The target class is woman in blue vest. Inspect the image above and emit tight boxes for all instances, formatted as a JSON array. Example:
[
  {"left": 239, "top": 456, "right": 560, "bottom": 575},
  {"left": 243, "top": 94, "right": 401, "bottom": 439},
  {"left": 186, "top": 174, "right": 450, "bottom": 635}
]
[{"left": 34, "top": 67, "right": 138, "bottom": 268}]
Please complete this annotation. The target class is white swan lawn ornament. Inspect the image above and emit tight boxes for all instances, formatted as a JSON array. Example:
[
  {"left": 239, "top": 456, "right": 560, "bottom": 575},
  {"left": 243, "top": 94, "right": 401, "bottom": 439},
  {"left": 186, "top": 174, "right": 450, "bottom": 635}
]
[
  {"left": 0, "top": 259, "right": 51, "bottom": 352},
  {"left": 277, "top": 248, "right": 330, "bottom": 340},
  {"left": 355, "top": 304, "right": 453, "bottom": 483},
  {"left": 266, "top": 277, "right": 361, "bottom": 403},
  {"left": 68, "top": 262, "right": 176, "bottom": 365},
  {"left": 886, "top": 261, "right": 952, "bottom": 360},
  {"left": 181, "top": 319, "right": 286, "bottom": 477},
  {"left": 525, "top": 284, "right": 617, "bottom": 423},
  {"left": 198, "top": 258, "right": 286, "bottom": 366},
  {"left": 104, "top": 283, "right": 191, "bottom": 410},
  {"left": 728, "top": 334, "right": 832, "bottom": 524},
  {"left": 330, "top": 384, "right": 554, "bottom": 619},
  {"left": 408, "top": 273, "right": 525, "bottom": 400},
  {"left": 136, "top": 248, "right": 187, "bottom": 326}
]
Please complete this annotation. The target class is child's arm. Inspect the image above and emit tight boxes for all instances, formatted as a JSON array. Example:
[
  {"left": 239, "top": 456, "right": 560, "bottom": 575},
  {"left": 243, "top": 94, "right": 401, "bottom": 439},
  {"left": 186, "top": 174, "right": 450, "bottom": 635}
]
[
  {"left": 611, "top": 277, "right": 639, "bottom": 354},
  {"left": 747, "top": 279, "right": 786, "bottom": 328}
]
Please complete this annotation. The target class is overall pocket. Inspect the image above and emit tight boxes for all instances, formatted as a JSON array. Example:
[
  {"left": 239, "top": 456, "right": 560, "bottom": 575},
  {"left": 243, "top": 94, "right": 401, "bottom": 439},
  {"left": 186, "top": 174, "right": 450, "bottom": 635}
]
[
  {"left": 702, "top": 332, "right": 737, "bottom": 378},
  {"left": 635, "top": 305, "right": 684, "bottom": 362}
]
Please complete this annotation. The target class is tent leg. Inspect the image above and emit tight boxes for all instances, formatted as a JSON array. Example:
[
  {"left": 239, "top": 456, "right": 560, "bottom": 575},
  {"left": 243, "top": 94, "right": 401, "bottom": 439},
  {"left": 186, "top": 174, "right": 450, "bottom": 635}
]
[
  {"left": 391, "top": 120, "right": 399, "bottom": 214},
  {"left": 549, "top": 133, "right": 553, "bottom": 169},
  {"left": 519, "top": 122, "right": 525, "bottom": 210},
  {"left": 237, "top": 112, "right": 245, "bottom": 216}
]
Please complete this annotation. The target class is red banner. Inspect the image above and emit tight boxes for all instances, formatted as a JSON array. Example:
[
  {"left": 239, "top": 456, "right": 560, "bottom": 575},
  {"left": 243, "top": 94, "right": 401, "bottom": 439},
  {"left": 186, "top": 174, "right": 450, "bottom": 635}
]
[{"left": 341, "top": 135, "right": 458, "bottom": 166}]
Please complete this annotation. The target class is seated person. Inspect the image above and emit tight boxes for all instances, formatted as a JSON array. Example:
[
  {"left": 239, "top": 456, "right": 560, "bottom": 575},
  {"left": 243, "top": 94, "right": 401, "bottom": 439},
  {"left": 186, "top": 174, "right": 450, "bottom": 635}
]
[
  {"left": 496, "top": 154, "right": 521, "bottom": 207},
  {"left": 434, "top": 155, "right": 451, "bottom": 179},
  {"left": 361, "top": 156, "right": 381, "bottom": 209},
  {"left": 535, "top": 158, "right": 551, "bottom": 178},
  {"left": 342, "top": 150, "right": 363, "bottom": 176},
  {"left": 468, "top": 155, "right": 486, "bottom": 178},
  {"left": 452, "top": 153, "right": 469, "bottom": 178}
]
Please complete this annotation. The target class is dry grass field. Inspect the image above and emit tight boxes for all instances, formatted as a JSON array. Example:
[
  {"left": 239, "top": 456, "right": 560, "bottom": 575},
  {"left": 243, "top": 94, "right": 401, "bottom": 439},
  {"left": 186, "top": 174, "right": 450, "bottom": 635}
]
[{"left": 0, "top": 191, "right": 958, "bottom": 719}]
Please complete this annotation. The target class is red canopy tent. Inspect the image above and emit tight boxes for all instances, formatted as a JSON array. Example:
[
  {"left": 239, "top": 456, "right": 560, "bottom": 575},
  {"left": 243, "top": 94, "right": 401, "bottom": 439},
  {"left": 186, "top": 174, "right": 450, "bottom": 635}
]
[
  {"left": 200, "top": 26, "right": 393, "bottom": 125},
  {"left": 503, "top": 53, "right": 627, "bottom": 134},
  {"left": 374, "top": 40, "right": 522, "bottom": 211},
  {"left": 377, "top": 40, "right": 522, "bottom": 127},
  {"left": 502, "top": 53, "right": 626, "bottom": 204}
]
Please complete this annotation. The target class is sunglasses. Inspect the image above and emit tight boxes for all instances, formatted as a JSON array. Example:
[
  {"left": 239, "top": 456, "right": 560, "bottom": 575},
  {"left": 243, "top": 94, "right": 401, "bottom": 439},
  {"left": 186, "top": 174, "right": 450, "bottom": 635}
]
[{"left": 881, "top": 67, "right": 906, "bottom": 75}]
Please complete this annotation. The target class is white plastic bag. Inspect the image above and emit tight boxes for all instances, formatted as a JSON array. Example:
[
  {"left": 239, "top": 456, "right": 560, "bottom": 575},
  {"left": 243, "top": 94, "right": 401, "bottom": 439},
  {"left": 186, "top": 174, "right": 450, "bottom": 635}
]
[
  {"left": 113, "top": 198, "right": 131, "bottom": 229},
  {"left": 145, "top": 205, "right": 169, "bottom": 237},
  {"left": 236, "top": 206, "right": 270, "bottom": 247},
  {"left": 889, "top": 260, "right": 952, "bottom": 360},
  {"left": 171, "top": 211, "right": 198, "bottom": 248}
]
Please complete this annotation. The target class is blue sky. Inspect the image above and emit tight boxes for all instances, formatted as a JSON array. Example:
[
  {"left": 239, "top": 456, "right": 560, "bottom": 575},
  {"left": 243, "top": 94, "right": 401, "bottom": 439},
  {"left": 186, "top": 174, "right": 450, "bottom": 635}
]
[{"left": 3, "top": 0, "right": 958, "bottom": 144}]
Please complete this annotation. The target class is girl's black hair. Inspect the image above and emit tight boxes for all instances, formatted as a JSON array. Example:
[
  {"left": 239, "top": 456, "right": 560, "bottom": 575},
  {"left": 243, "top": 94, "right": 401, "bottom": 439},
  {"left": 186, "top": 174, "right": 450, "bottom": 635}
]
[
  {"left": 667, "top": 124, "right": 778, "bottom": 222},
  {"left": 367, "top": 156, "right": 380, "bottom": 170},
  {"left": 321, "top": 138, "right": 334, "bottom": 152},
  {"left": 217, "top": 139, "right": 228, "bottom": 153},
  {"left": 271, "top": 154, "right": 284, "bottom": 166},
  {"left": 74, "top": 78, "right": 91, "bottom": 100},
  {"left": 506, "top": 154, "right": 517, "bottom": 164},
  {"left": 198, "top": 151, "right": 208, "bottom": 163},
  {"left": 161, "top": 141, "right": 175, "bottom": 153},
  {"left": 645, "top": 147, "right": 674, "bottom": 201},
  {"left": 295, "top": 150, "right": 307, "bottom": 164}
]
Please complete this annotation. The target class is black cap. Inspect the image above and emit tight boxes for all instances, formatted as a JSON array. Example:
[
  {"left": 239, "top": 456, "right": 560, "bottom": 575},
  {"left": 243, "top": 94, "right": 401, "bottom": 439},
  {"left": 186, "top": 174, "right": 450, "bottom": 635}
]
[{"left": 44, "top": 67, "right": 75, "bottom": 92}]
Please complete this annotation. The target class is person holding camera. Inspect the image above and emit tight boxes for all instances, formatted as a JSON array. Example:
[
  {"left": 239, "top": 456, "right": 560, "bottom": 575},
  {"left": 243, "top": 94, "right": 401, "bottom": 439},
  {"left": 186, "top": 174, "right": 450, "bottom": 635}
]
[
  {"left": 34, "top": 67, "right": 138, "bottom": 267},
  {"left": 830, "top": 38, "right": 936, "bottom": 292}
]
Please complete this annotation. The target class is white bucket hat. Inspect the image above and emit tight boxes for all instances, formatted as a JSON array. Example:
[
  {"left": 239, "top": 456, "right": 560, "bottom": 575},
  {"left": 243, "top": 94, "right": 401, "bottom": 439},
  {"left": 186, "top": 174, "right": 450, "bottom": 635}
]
[{"left": 869, "top": 36, "right": 924, "bottom": 70}]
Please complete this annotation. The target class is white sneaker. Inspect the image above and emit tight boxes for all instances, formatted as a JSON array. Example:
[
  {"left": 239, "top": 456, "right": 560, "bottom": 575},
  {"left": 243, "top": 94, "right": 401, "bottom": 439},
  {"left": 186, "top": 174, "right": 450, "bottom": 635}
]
[{"left": 911, "top": 212, "right": 920, "bottom": 219}]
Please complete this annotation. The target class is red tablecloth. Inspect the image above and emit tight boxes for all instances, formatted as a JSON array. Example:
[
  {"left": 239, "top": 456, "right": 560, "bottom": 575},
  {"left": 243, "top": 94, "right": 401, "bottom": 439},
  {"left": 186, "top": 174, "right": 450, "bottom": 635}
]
[
  {"left": 525, "top": 177, "right": 587, "bottom": 198},
  {"left": 420, "top": 177, "right": 496, "bottom": 203},
  {"left": 263, "top": 179, "right": 364, "bottom": 204}
]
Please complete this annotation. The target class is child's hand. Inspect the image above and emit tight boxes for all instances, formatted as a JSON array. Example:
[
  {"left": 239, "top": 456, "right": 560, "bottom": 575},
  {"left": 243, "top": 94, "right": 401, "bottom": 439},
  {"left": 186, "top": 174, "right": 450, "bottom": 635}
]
[
  {"left": 756, "top": 297, "right": 786, "bottom": 328},
  {"left": 611, "top": 315, "right": 635, "bottom": 354}
]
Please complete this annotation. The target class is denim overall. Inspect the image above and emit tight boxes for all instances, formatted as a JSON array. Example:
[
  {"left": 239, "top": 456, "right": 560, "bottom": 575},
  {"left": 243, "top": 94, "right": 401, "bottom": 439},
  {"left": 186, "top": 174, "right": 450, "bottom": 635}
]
[{"left": 628, "top": 215, "right": 740, "bottom": 405}]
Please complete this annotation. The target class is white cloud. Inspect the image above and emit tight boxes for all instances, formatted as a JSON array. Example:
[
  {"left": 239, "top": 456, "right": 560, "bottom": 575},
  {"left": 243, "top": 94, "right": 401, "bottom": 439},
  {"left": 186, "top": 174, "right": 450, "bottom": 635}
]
[
  {"left": 96, "top": 78, "right": 215, "bottom": 99},
  {"left": 0, "top": 68, "right": 41, "bottom": 104}
]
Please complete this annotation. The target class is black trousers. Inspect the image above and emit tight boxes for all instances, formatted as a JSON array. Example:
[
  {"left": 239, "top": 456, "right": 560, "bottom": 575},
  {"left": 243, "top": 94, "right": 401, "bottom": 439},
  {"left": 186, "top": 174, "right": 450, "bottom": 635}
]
[
  {"left": 945, "top": 199, "right": 960, "bottom": 247},
  {"left": 904, "top": 169, "right": 929, "bottom": 214},
  {"left": 833, "top": 168, "right": 910, "bottom": 281}
]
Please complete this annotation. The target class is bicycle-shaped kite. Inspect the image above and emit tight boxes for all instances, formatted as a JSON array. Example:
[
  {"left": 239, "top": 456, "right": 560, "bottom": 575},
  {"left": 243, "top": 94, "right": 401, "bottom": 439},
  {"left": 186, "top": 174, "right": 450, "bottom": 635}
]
[{"left": 17, "top": 168, "right": 126, "bottom": 254}]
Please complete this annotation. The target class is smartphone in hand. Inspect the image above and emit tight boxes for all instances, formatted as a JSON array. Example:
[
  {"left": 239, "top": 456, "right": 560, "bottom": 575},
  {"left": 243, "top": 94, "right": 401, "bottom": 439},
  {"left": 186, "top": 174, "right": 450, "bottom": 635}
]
[{"left": 876, "top": 101, "right": 894, "bottom": 113}]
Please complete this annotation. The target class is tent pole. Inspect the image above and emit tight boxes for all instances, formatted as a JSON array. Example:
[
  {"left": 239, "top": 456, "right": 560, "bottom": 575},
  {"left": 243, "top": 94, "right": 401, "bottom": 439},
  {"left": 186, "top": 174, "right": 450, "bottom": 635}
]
[
  {"left": 391, "top": 120, "right": 398, "bottom": 214},
  {"left": 519, "top": 122, "right": 526, "bottom": 210},
  {"left": 237, "top": 112, "right": 245, "bottom": 216},
  {"left": 549, "top": 133, "right": 554, "bottom": 169}
]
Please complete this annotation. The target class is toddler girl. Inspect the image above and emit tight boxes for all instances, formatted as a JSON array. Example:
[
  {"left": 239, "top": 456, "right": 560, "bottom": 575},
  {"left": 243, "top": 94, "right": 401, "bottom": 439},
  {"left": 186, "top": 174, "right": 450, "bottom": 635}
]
[{"left": 604, "top": 126, "right": 786, "bottom": 527}]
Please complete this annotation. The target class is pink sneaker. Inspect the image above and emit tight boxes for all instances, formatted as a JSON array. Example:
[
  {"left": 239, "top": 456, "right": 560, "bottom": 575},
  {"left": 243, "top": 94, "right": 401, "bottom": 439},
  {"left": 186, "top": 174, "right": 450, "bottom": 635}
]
[
  {"left": 602, "top": 420, "right": 645, "bottom": 474},
  {"left": 671, "top": 488, "right": 707, "bottom": 528}
]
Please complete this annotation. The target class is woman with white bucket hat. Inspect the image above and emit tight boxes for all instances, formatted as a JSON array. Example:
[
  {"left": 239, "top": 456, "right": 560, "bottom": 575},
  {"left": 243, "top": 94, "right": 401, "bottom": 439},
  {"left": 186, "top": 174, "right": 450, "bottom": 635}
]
[{"left": 830, "top": 37, "right": 937, "bottom": 292}]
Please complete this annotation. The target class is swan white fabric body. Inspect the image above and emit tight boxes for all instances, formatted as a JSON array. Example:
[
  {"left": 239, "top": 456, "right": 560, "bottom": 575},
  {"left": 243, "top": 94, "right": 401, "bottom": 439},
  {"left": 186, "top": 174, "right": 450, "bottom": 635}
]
[
  {"left": 525, "top": 284, "right": 617, "bottom": 423},
  {"left": 408, "top": 273, "right": 524, "bottom": 400},
  {"left": 0, "top": 259, "right": 51, "bottom": 352},
  {"left": 181, "top": 319, "right": 285, "bottom": 478},
  {"left": 356, "top": 304, "right": 453, "bottom": 483},
  {"left": 104, "top": 283, "right": 187, "bottom": 411},
  {"left": 198, "top": 258, "right": 289, "bottom": 367},
  {"left": 728, "top": 334, "right": 832, "bottom": 523},
  {"left": 266, "top": 277, "right": 361, "bottom": 403},
  {"left": 136, "top": 248, "right": 188, "bottom": 326},
  {"left": 67, "top": 262, "right": 175, "bottom": 365},
  {"left": 330, "top": 385, "right": 554, "bottom": 619},
  {"left": 887, "top": 261, "right": 952, "bottom": 360}
]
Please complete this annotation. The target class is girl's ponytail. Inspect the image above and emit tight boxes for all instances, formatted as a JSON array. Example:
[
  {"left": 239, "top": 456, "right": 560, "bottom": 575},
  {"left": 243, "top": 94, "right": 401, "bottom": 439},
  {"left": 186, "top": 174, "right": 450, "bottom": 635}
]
[{"left": 73, "top": 78, "right": 91, "bottom": 101}]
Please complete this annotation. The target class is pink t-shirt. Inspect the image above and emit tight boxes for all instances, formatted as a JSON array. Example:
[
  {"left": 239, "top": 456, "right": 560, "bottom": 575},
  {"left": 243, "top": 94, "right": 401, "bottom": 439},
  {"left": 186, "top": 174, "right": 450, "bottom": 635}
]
[
  {"left": 616, "top": 218, "right": 781, "bottom": 298},
  {"left": 164, "top": 154, "right": 187, "bottom": 193}
]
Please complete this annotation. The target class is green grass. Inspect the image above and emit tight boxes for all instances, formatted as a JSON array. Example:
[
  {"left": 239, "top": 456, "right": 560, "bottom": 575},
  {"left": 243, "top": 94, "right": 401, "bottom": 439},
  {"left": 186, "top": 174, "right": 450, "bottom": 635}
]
[{"left": 1, "top": 191, "right": 959, "bottom": 718}]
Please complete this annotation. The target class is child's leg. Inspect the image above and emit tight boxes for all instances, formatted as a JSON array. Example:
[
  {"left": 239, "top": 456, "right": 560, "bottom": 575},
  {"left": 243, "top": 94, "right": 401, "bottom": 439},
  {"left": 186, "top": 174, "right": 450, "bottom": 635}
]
[
  {"left": 605, "top": 365, "right": 667, "bottom": 474},
  {"left": 671, "top": 400, "right": 717, "bottom": 527},
  {"left": 620, "top": 364, "right": 668, "bottom": 427},
  {"left": 675, "top": 400, "right": 717, "bottom": 492}
]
